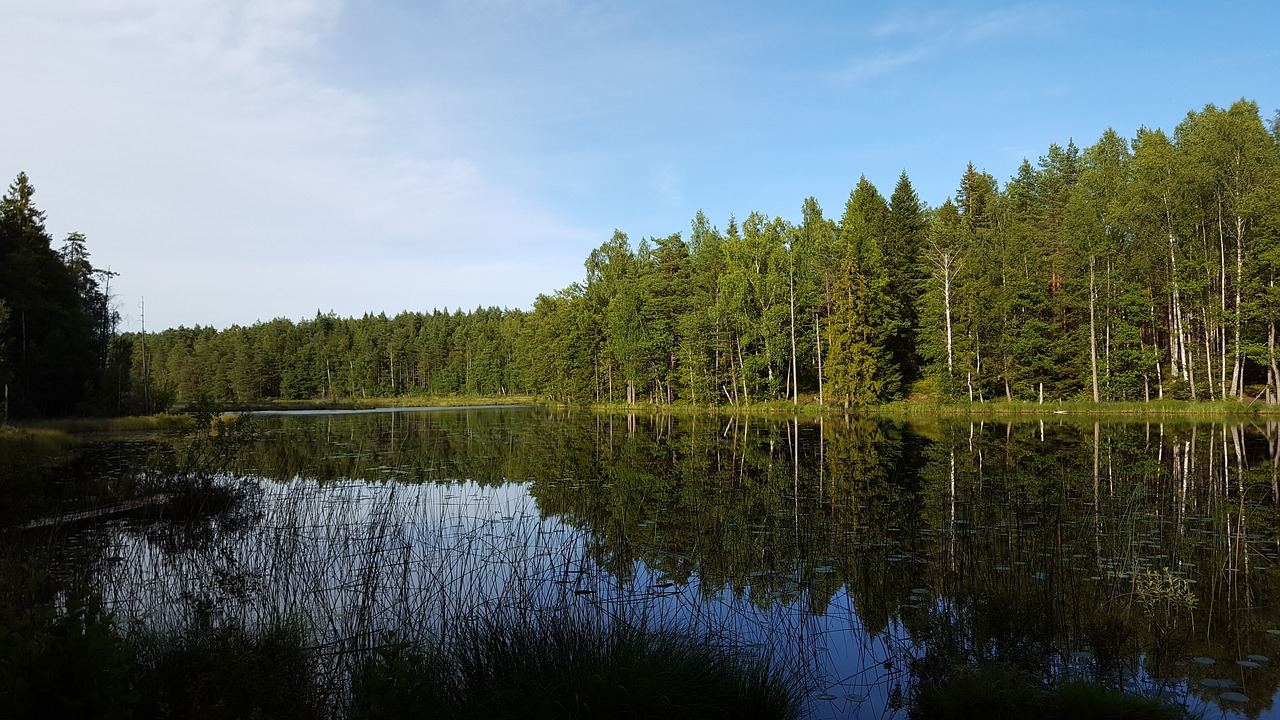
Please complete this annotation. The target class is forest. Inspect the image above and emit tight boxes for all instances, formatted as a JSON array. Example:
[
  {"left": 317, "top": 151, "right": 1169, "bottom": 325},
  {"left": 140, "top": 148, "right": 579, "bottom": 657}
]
[{"left": 4, "top": 99, "right": 1280, "bottom": 416}]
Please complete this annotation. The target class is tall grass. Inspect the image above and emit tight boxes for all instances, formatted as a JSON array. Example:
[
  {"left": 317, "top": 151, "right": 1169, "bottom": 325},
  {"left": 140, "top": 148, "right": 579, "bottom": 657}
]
[
  {"left": 92, "top": 478, "right": 813, "bottom": 717},
  {"left": 16, "top": 414, "right": 196, "bottom": 435},
  {"left": 351, "top": 613, "right": 801, "bottom": 719}
]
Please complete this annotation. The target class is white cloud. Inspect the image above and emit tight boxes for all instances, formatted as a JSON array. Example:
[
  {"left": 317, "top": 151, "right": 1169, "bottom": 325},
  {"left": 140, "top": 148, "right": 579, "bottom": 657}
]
[{"left": 0, "top": 0, "right": 590, "bottom": 329}]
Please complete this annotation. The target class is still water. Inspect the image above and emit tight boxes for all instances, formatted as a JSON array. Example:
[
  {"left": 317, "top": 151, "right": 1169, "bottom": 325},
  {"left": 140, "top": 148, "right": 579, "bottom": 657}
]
[{"left": 94, "top": 408, "right": 1280, "bottom": 718}]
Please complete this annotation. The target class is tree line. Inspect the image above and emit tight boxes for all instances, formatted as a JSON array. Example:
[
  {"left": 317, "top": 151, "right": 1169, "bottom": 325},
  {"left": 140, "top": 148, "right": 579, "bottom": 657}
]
[{"left": 6, "top": 99, "right": 1280, "bottom": 415}]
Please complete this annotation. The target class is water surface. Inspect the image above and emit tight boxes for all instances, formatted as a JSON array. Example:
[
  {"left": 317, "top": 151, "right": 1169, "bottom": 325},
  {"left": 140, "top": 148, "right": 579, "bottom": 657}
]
[{"left": 93, "top": 408, "right": 1280, "bottom": 719}]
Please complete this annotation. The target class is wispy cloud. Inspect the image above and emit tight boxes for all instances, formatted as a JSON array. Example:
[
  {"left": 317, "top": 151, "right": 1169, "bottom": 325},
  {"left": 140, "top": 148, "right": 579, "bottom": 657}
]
[
  {"left": 0, "top": 0, "right": 593, "bottom": 328},
  {"left": 832, "top": 47, "right": 931, "bottom": 84},
  {"left": 835, "top": 4, "right": 1060, "bottom": 87}
]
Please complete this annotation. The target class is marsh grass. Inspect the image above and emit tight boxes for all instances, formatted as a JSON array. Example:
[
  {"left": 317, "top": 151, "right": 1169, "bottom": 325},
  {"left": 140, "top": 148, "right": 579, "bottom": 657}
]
[
  {"left": 16, "top": 414, "right": 196, "bottom": 436},
  {"left": 92, "top": 476, "right": 814, "bottom": 718},
  {"left": 351, "top": 613, "right": 802, "bottom": 720}
]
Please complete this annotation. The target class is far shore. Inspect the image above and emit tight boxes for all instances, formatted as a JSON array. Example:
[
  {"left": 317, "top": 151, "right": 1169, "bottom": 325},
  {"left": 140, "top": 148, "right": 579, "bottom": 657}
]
[{"left": 7, "top": 395, "right": 1280, "bottom": 436}]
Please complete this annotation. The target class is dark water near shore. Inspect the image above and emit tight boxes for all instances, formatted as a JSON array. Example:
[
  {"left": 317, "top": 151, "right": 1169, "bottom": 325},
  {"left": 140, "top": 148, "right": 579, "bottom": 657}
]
[{"left": 89, "top": 408, "right": 1280, "bottom": 718}]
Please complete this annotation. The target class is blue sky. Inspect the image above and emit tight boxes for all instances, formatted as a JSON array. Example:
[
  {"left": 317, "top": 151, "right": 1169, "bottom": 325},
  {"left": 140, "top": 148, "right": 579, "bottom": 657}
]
[{"left": 3, "top": 1, "right": 1277, "bottom": 330}]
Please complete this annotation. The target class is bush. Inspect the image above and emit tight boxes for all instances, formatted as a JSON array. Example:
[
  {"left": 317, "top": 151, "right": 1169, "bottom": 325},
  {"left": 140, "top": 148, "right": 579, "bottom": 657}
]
[{"left": 0, "top": 590, "right": 139, "bottom": 720}]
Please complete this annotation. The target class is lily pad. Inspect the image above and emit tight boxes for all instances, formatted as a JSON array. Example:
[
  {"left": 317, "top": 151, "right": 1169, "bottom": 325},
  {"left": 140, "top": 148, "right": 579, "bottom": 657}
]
[
  {"left": 1200, "top": 678, "right": 1235, "bottom": 689},
  {"left": 1191, "top": 657, "right": 1216, "bottom": 665},
  {"left": 1247, "top": 654, "right": 1270, "bottom": 664},
  {"left": 1267, "top": 629, "right": 1280, "bottom": 636},
  {"left": 1220, "top": 692, "right": 1250, "bottom": 703},
  {"left": 1237, "top": 660, "right": 1261, "bottom": 669},
  {"left": 816, "top": 694, "right": 838, "bottom": 701}
]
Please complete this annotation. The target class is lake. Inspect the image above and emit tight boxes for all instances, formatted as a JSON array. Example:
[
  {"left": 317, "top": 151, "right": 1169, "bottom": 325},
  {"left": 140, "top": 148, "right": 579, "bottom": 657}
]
[{"left": 88, "top": 407, "right": 1280, "bottom": 719}]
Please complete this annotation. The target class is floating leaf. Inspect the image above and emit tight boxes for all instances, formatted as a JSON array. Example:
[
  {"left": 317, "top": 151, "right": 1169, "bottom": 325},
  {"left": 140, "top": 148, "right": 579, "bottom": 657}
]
[
  {"left": 1247, "top": 655, "right": 1270, "bottom": 664},
  {"left": 1192, "top": 657, "right": 1216, "bottom": 665},
  {"left": 1220, "top": 692, "right": 1249, "bottom": 703},
  {"left": 1200, "top": 678, "right": 1234, "bottom": 689},
  {"left": 1237, "top": 660, "right": 1261, "bottom": 669}
]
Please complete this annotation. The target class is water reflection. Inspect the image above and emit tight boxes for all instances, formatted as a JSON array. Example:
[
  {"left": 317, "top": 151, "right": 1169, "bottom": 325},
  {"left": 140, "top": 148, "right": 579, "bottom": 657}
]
[{"left": 94, "top": 410, "right": 1280, "bottom": 719}]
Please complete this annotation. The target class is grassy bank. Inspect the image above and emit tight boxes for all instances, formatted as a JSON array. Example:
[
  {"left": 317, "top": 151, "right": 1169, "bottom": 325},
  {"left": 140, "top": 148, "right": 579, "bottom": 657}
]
[
  {"left": 578, "top": 396, "right": 1280, "bottom": 420},
  {"left": 13, "top": 414, "right": 196, "bottom": 435},
  {"left": 203, "top": 394, "right": 539, "bottom": 412}
]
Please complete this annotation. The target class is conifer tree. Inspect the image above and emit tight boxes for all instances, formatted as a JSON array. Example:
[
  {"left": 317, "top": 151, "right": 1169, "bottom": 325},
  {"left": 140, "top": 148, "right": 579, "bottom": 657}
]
[{"left": 825, "top": 250, "right": 880, "bottom": 408}]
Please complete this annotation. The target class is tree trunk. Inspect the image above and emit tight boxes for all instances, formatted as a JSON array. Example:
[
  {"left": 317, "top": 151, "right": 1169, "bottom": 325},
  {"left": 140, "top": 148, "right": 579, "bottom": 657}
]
[
  {"left": 1204, "top": 317, "right": 1215, "bottom": 400},
  {"left": 1089, "top": 253, "right": 1099, "bottom": 402},
  {"left": 789, "top": 272, "right": 798, "bottom": 405},
  {"left": 1233, "top": 214, "right": 1246, "bottom": 398},
  {"left": 814, "top": 313, "right": 824, "bottom": 405},
  {"left": 736, "top": 336, "right": 749, "bottom": 405},
  {"left": 943, "top": 251, "right": 955, "bottom": 377},
  {"left": 1220, "top": 199, "right": 1229, "bottom": 400},
  {"left": 1270, "top": 315, "right": 1279, "bottom": 405}
]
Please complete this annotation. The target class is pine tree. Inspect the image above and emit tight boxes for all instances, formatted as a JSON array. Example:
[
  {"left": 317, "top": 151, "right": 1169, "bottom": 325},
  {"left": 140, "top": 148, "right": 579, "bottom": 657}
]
[{"left": 825, "top": 250, "right": 880, "bottom": 408}]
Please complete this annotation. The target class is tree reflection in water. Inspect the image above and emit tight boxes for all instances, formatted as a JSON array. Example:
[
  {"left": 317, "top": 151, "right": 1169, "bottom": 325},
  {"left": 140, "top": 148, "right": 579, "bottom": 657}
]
[{"left": 93, "top": 409, "right": 1280, "bottom": 718}]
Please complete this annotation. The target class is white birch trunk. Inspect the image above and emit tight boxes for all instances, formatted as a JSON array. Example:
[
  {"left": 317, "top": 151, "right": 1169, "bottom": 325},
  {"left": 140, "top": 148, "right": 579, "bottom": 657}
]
[{"left": 1089, "top": 253, "right": 1099, "bottom": 402}]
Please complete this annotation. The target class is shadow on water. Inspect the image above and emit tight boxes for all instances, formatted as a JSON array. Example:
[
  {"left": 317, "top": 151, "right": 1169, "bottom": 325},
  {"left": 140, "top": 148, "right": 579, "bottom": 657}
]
[{"left": 47, "top": 409, "right": 1280, "bottom": 717}]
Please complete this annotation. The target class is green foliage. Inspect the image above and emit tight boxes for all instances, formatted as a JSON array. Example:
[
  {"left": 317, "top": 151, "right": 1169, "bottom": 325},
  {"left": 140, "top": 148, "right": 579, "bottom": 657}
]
[
  {"left": 0, "top": 587, "right": 139, "bottom": 720},
  {"left": 14, "top": 97, "right": 1280, "bottom": 415},
  {"left": 825, "top": 251, "right": 882, "bottom": 407}
]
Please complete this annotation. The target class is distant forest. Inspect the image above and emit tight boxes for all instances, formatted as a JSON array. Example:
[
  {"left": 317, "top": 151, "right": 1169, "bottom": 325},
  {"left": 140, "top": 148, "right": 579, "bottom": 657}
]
[{"left": 3, "top": 99, "right": 1280, "bottom": 416}]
